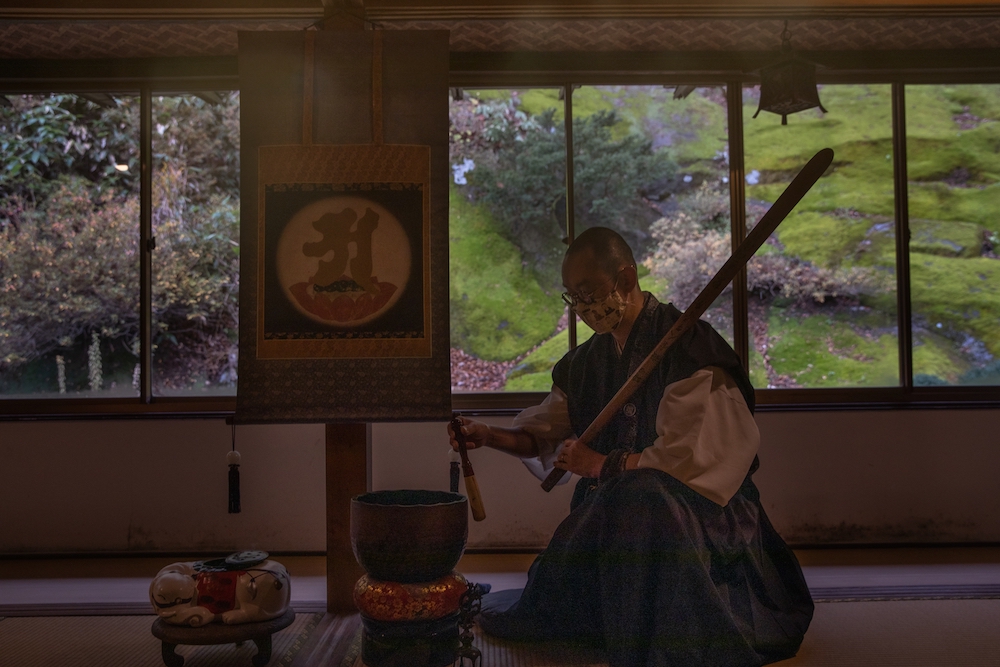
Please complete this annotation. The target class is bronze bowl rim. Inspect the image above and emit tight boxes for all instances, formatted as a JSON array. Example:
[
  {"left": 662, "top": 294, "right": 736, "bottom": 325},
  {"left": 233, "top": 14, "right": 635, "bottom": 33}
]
[{"left": 352, "top": 489, "right": 468, "bottom": 509}]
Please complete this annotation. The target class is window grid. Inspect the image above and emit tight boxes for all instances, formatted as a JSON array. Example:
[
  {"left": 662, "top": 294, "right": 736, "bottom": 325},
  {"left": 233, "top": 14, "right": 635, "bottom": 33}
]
[
  {"left": 2, "top": 61, "right": 1000, "bottom": 417},
  {"left": 140, "top": 86, "right": 153, "bottom": 404},
  {"left": 891, "top": 82, "right": 915, "bottom": 392},
  {"left": 564, "top": 83, "right": 578, "bottom": 352},
  {"left": 727, "top": 80, "right": 750, "bottom": 371}
]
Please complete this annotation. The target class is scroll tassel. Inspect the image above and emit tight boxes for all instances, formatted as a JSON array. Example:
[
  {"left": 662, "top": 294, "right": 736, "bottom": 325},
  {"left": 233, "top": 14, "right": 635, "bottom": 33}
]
[{"left": 228, "top": 449, "right": 241, "bottom": 514}]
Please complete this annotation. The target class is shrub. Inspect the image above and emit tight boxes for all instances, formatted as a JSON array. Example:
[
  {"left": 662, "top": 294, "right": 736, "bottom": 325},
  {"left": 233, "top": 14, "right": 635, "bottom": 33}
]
[
  {"left": 0, "top": 178, "right": 139, "bottom": 368},
  {"left": 152, "top": 162, "right": 240, "bottom": 387},
  {"left": 0, "top": 94, "right": 138, "bottom": 207},
  {"left": 451, "top": 95, "right": 675, "bottom": 287},
  {"left": 0, "top": 166, "right": 239, "bottom": 387},
  {"left": 455, "top": 98, "right": 566, "bottom": 285},
  {"left": 0, "top": 93, "right": 241, "bottom": 390},
  {"left": 960, "top": 360, "right": 1000, "bottom": 385},
  {"left": 152, "top": 93, "right": 240, "bottom": 204},
  {"left": 645, "top": 207, "right": 890, "bottom": 310},
  {"left": 747, "top": 252, "right": 890, "bottom": 305}
]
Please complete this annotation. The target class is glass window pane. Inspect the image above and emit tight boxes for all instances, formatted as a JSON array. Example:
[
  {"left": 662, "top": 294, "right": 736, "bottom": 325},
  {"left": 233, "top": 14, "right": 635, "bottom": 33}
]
[
  {"left": 151, "top": 92, "right": 240, "bottom": 397},
  {"left": 906, "top": 84, "right": 1000, "bottom": 387},
  {"left": 744, "top": 83, "right": 898, "bottom": 389},
  {"left": 579, "top": 85, "right": 734, "bottom": 344},
  {"left": 0, "top": 93, "right": 140, "bottom": 398},
  {"left": 449, "top": 88, "right": 567, "bottom": 392}
]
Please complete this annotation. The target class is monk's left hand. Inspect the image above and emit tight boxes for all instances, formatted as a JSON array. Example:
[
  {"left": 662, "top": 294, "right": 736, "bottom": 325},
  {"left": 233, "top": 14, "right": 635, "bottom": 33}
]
[{"left": 554, "top": 438, "right": 604, "bottom": 479}]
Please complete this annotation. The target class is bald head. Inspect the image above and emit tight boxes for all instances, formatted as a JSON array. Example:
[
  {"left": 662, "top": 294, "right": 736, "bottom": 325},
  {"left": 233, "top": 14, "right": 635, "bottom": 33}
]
[{"left": 564, "top": 226, "right": 636, "bottom": 280}]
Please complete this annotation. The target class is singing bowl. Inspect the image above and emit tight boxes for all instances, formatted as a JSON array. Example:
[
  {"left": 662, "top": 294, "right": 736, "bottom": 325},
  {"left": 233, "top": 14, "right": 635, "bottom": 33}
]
[{"left": 351, "top": 490, "right": 468, "bottom": 583}]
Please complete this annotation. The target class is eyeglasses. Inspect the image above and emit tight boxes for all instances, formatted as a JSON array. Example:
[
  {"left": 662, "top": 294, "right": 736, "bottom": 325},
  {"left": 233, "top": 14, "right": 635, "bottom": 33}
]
[
  {"left": 561, "top": 274, "right": 617, "bottom": 308},
  {"left": 561, "top": 264, "right": 636, "bottom": 307}
]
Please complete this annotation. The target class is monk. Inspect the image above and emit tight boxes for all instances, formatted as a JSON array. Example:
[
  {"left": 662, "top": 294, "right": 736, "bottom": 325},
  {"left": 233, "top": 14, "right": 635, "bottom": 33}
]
[{"left": 449, "top": 226, "right": 813, "bottom": 666}]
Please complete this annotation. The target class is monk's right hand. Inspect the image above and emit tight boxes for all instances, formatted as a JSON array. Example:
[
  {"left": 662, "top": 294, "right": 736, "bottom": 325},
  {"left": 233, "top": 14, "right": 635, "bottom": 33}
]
[{"left": 448, "top": 416, "right": 492, "bottom": 451}]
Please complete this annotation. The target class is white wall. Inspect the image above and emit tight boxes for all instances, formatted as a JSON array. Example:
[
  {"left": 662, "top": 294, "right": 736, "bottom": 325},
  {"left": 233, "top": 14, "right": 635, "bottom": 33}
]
[
  {"left": 1, "top": 408, "right": 999, "bottom": 554},
  {"left": 0, "top": 420, "right": 326, "bottom": 554},
  {"left": 754, "top": 409, "right": 1000, "bottom": 543}
]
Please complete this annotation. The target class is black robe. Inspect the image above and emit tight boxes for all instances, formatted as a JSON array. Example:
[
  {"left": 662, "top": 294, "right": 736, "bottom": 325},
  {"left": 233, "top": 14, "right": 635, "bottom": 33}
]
[{"left": 478, "top": 294, "right": 814, "bottom": 667}]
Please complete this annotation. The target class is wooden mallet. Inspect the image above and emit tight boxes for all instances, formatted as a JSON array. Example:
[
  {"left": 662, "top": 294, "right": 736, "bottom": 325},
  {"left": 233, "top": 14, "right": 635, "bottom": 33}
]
[
  {"left": 451, "top": 415, "right": 487, "bottom": 521},
  {"left": 542, "top": 147, "right": 835, "bottom": 492}
]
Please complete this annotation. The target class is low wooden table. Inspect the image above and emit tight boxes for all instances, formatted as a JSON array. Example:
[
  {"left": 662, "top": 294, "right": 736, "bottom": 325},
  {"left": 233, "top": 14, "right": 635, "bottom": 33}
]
[{"left": 150, "top": 607, "right": 296, "bottom": 667}]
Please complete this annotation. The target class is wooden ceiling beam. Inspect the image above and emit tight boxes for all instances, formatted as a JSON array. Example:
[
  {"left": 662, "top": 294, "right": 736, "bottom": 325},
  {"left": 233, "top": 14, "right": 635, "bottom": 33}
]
[
  {"left": 3, "top": 1, "right": 1000, "bottom": 21},
  {"left": 3, "top": 47, "right": 1000, "bottom": 89}
]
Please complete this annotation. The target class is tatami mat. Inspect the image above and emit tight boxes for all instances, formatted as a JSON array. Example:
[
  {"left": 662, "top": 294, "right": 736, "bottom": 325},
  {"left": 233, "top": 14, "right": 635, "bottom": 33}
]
[
  {"left": 503, "top": 599, "right": 1000, "bottom": 666},
  {"left": 340, "top": 598, "right": 1000, "bottom": 666},
  {"left": 0, "top": 612, "right": 322, "bottom": 667},
  {"left": 786, "top": 598, "right": 1000, "bottom": 666},
  {"left": 2, "top": 600, "right": 1000, "bottom": 666}
]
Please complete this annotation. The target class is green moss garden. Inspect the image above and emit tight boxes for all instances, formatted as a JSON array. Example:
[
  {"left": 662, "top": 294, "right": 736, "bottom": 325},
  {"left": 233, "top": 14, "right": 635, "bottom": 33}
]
[{"left": 448, "top": 84, "right": 1000, "bottom": 391}]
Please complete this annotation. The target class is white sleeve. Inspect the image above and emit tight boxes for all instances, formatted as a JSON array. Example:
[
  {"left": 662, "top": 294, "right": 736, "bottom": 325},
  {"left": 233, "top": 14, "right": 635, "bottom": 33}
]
[
  {"left": 637, "top": 366, "right": 759, "bottom": 507},
  {"left": 512, "top": 385, "right": 575, "bottom": 483}
]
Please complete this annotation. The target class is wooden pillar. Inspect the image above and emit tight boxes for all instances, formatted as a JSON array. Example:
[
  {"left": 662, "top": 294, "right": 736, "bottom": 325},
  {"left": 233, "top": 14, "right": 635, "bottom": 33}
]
[
  {"left": 322, "top": 10, "right": 370, "bottom": 617},
  {"left": 321, "top": 15, "right": 368, "bottom": 615},
  {"left": 326, "top": 422, "right": 368, "bottom": 613}
]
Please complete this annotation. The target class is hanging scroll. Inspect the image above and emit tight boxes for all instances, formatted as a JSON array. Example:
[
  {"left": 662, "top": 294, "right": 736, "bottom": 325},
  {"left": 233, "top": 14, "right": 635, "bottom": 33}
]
[
  {"left": 258, "top": 143, "right": 431, "bottom": 360},
  {"left": 236, "top": 29, "right": 451, "bottom": 423}
]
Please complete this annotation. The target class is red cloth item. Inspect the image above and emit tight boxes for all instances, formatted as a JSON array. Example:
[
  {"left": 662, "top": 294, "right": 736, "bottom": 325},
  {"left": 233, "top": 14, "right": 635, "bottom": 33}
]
[{"left": 195, "top": 570, "right": 244, "bottom": 614}]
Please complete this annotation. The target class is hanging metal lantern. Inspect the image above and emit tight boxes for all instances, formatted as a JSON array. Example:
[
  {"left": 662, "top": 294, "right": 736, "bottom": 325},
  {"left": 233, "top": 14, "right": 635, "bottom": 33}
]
[{"left": 753, "top": 22, "right": 827, "bottom": 125}]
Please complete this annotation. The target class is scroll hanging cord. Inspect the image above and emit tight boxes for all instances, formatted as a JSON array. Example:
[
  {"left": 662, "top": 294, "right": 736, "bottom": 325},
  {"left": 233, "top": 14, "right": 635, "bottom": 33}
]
[
  {"left": 302, "top": 29, "right": 315, "bottom": 146},
  {"left": 372, "top": 29, "right": 383, "bottom": 145}
]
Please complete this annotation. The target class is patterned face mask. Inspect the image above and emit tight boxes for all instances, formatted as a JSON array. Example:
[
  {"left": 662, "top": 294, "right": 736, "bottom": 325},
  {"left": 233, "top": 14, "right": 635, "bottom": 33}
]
[{"left": 573, "top": 282, "right": 627, "bottom": 335}]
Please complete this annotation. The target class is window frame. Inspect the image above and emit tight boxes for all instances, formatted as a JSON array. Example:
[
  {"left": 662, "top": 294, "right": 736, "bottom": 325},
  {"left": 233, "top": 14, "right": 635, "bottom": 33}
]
[
  {"left": 0, "top": 58, "right": 239, "bottom": 418},
  {"left": 452, "top": 50, "right": 1000, "bottom": 413},
  {"left": 3, "top": 50, "right": 1000, "bottom": 418}
]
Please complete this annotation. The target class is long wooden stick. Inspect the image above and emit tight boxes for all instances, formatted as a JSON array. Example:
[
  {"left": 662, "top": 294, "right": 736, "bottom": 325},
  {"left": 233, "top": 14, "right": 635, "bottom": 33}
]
[{"left": 542, "top": 147, "right": 834, "bottom": 492}]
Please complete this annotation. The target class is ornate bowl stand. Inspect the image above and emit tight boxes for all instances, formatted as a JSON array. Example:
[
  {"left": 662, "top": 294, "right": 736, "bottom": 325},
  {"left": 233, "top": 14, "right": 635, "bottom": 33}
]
[{"left": 150, "top": 607, "right": 295, "bottom": 667}]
